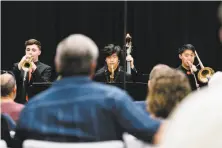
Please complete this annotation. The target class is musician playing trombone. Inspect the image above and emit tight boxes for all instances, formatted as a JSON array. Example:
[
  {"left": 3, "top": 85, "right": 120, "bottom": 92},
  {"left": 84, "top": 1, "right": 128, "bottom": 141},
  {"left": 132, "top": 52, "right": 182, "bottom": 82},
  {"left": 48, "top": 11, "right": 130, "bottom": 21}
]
[
  {"left": 94, "top": 44, "right": 137, "bottom": 83},
  {"left": 177, "top": 44, "right": 207, "bottom": 91},
  {"left": 12, "top": 39, "right": 52, "bottom": 104}
]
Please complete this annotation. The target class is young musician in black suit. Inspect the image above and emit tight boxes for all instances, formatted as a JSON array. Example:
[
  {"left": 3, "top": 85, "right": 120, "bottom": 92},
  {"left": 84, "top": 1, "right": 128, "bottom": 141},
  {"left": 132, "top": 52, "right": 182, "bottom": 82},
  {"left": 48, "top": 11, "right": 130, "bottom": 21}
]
[
  {"left": 177, "top": 44, "right": 206, "bottom": 91},
  {"left": 12, "top": 39, "right": 52, "bottom": 104},
  {"left": 94, "top": 44, "right": 137, "bottom": 83}
]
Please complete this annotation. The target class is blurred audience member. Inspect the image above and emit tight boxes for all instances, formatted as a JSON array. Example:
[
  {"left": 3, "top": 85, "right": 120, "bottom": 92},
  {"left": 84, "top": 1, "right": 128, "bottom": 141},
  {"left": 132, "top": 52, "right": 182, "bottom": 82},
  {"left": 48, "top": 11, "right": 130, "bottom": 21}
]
[
  {"left": 147, "top": 68, "right": 191, "bottom": 119},
  {"left": 134, "top": 64, "right": 171, "bottom": 116},
  {"left": 157, "top": 77, "right": 222, "bottom": 148},
  {"left": 1, "top": 71, "right": 24, "bottom": 122}
]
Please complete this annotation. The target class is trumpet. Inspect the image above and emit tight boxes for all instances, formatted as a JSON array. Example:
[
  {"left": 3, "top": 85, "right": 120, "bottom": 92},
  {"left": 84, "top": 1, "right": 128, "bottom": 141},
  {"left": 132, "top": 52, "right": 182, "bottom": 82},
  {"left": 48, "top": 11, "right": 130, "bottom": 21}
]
[
  {"left": 21, "top": 56, "right": 33, "bottom": 71},
  {"left": 194, "top": 51, "right": 215, "bottom": 83}
]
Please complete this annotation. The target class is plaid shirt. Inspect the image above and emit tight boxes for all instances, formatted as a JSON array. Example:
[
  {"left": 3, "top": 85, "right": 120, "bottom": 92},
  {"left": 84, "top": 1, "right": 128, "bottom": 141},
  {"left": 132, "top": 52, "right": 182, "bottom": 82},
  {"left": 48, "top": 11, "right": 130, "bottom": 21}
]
[{"left": 15, "top": 76, "right": 160, "bottom": 147}]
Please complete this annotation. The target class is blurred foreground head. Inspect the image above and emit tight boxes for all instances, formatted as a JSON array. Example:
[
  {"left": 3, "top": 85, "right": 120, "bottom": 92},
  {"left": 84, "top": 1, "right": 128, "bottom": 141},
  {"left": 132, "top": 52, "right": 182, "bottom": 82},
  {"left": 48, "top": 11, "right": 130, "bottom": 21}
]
[
  {"left": 147, "top": 67, "right": 191, "bottom": 119},
  {"left": 157, "top": 80, "right": 222, "bottom": 148},
  {"left": 55, "top": 34, "right": 99, "bottom": 78}
]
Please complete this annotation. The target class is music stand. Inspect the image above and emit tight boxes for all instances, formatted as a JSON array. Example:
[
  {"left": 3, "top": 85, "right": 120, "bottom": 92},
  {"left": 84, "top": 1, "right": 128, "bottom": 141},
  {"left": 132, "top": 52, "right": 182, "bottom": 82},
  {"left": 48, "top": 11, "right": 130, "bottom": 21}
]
[
  {"left": 29, "top": 82, "right": 147, "bottom": 101},
  {"left": 29, "top": 82, "right": 52, "bottom": 99},
  {"left": 106, "top": 82, "right": 148, "bottom": 101}
]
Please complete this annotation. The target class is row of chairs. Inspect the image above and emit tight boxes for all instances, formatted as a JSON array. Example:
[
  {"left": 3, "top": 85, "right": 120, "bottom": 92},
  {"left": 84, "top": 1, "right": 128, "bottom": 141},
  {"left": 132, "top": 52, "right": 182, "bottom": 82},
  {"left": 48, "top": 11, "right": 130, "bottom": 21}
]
[
  {"left": 0, "top": 133, "right": 153, "bottom": 148},
  {"left": 0, "top": 140, "right": 124, "bottom": 148}
]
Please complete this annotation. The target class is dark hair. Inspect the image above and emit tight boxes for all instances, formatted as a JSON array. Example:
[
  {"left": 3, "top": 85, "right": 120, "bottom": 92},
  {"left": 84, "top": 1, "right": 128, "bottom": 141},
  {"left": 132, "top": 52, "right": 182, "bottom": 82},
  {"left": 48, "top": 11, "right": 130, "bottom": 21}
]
[
  {"left": 25, "top": 39, "right": 41, "bottom": 50},
  {"left": 103, "top": 44, "right": 121, "bottom": 58},
  {"left": 1, "top": 71, "right": 16, "bottom": 97},
  {"left": 178, "top": 44, "right": 195, "bottom": 54}
]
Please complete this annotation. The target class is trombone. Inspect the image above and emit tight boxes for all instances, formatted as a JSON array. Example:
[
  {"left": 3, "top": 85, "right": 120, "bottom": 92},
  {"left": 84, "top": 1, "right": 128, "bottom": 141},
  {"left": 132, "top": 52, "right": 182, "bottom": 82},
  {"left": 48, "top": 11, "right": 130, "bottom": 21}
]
[{"left": 194, "top": 51, "right": 215, "bottom": 83}]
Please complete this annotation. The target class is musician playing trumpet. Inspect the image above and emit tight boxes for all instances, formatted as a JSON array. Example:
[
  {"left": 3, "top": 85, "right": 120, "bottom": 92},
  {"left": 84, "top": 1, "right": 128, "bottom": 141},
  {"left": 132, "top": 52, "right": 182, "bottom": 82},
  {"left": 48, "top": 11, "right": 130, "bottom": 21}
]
[
  {"left": 94, "top": 44, "right": 137, "bottom": 83},
  {"left": 177, "top": 44, "right": 207, "bottom": 91},
  {"left": 12, "top": 39, "right": 52, "bottom": 104}
]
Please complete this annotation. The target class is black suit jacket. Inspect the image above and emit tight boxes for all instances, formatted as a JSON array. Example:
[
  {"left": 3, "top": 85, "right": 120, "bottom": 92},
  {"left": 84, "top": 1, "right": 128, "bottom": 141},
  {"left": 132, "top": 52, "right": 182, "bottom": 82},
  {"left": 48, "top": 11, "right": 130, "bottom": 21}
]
[
  {"left": 177, "top": 65, "right": 207, "bottom": 91},
  {"left": 93, "top": 65, "right": 137, "bottom": 83},
  {"left": 12, "top": 61, "right": 52, "bottom": 104}
]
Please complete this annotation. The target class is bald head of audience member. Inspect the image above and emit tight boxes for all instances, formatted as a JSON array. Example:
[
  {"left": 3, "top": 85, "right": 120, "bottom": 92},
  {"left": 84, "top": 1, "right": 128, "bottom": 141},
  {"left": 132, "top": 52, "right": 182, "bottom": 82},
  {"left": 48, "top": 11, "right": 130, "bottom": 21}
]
[
  {"left": 147, "top": 68, "right": 191, "bottom": 119},
  {"left": 1, "top": 73, "right": 17, "bottom": 100},
  {"left": 55, "top": 34, "right": 99, "bottom": 78}
]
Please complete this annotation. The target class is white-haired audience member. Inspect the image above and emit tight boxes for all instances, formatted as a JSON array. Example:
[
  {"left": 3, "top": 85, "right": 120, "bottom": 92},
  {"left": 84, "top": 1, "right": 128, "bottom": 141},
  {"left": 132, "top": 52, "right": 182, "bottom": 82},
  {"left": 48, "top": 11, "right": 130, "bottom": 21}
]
[
  {"left": 156, "top": 71, "right": 222, "bottom": 148},
  {"left": 14, "top": 34, "right": 161, "bottom": 148},
  {"left": 1, "top": 71, "right": 24, "bottom": 122}
]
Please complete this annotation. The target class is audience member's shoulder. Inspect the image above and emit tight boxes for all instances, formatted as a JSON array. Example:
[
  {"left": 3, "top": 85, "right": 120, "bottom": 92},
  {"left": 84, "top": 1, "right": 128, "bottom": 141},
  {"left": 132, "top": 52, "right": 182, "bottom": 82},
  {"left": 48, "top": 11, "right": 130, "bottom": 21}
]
[
  {"left": 13, "top": 102, "right": 24, "bottom": 112},
  {"left": 15, "top": 102, "right": 25, "bottom": 108},
  {"left": 134, "top": 101, "right": 146, "bottom": 106}
]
